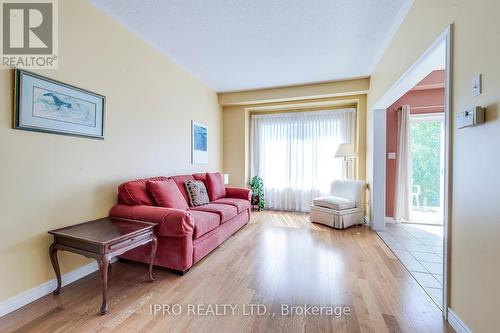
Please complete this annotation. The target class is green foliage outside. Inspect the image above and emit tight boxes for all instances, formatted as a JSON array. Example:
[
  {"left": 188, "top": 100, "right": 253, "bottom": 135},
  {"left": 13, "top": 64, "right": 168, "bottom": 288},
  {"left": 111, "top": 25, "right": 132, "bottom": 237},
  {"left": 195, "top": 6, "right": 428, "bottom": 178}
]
[{"left": 410, "top": 121, "right": 442, "bottom": 207}]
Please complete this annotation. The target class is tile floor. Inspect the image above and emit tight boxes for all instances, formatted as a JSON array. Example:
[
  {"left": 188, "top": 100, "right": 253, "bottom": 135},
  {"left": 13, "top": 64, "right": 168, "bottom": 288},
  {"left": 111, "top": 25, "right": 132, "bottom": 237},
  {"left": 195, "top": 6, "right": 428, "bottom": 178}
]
[
  {"left": 377, "top": 223, "right": 444, "bottom": 308},
  {"left": 410, "top": 206, "right": 443, "bottom": 225}
]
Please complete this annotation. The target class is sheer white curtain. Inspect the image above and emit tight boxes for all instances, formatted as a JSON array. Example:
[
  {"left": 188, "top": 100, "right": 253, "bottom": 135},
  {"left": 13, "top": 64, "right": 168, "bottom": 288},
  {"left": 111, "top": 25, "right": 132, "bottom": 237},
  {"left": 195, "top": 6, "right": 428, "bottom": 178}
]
[
  {"left": 393, "top": 105, "right": 412, "bottom": 222},
  {"left": 251, "top": 109, "right": 356, "bottom": 212}
]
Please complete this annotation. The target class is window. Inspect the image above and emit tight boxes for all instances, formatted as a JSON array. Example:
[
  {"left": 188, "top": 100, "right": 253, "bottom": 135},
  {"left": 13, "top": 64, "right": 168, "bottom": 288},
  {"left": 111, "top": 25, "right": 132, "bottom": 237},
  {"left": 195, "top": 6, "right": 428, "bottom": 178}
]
[{"left": 251, "top": 109, "right": 355, "bottom": 212}]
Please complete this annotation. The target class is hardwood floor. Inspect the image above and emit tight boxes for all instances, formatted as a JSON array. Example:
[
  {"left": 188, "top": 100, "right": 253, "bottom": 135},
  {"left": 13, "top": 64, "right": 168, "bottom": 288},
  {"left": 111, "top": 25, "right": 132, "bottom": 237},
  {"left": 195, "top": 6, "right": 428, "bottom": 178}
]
[{"left": 0, "top": 211, "right": 453, "bottom": 332}]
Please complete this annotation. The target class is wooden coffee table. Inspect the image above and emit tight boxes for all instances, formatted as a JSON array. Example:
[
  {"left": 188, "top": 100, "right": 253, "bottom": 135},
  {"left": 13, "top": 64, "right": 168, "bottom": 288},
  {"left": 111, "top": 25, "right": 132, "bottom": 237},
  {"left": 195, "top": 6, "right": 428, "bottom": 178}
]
[{"left": 48, "top": 217, "right": 157, "bottom": 314}]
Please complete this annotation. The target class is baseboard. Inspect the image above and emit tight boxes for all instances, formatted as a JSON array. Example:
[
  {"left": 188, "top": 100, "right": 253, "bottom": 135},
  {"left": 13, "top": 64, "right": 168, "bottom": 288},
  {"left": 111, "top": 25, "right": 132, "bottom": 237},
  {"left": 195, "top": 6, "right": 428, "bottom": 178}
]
[
  {"left": 385, "top": 217, "right": 396, "bottom": 223},
  {"left": 448, "top": 308, "right": 472, "bottom": 333},
  {"left": 0, "top": 258, "right": 116, "bottom": 318}
]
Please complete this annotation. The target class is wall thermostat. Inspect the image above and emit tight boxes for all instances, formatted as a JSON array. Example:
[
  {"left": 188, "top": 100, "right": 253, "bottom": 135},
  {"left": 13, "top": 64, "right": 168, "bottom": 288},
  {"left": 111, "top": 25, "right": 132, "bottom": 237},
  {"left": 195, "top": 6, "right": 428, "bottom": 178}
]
[{"left": 457, "top": 106, "right": 485, "bottom": 129}]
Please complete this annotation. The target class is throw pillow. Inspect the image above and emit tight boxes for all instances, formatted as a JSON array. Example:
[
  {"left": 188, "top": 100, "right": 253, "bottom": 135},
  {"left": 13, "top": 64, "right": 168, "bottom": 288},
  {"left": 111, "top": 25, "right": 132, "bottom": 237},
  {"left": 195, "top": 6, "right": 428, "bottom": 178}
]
[
  {"left": 146, "top": 179, "right": 189, "bottom": 210},
  {"left": 169, "top": 175, "right": 195, "bottom": 204},
  {"left": 205, "top": 172, "right": 226, "bottom": 201},
  {"left": 184, "top": 180, "right": 210, "bottom": 207},
  {"left": 118, "top": 176, "right": 168, "bottom": 206}
]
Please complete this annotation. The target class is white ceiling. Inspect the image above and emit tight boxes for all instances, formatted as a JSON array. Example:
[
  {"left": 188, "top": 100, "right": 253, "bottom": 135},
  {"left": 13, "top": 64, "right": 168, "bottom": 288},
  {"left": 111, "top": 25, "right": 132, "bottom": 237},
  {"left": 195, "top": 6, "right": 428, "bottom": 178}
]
[{"left": 91, "top": 0, "right": 413, "bottom": 92}]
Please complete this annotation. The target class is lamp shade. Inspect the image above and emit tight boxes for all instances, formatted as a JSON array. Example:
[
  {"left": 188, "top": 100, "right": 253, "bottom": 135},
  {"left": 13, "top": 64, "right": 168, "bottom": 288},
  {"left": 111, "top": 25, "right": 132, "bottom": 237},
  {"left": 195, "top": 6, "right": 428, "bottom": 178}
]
[
  {"left": 335, "top": 143, "right": 355, "bottom": 158},
  {"left": 223, "top": 173, "right": 229, "bottom": 185}
]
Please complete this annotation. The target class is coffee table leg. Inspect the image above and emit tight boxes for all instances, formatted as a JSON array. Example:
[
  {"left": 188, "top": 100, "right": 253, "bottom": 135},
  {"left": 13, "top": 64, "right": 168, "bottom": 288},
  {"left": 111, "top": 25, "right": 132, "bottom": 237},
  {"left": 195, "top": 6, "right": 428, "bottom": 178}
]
[
  {"left": 149, "top": 235, "right": 157, "bottom": 281},
  {"left": 98, "top": 256, "right": 110, "bottom": 315},
  {"left": 49, "top": 243, "right": 61, "bottom": 295}
]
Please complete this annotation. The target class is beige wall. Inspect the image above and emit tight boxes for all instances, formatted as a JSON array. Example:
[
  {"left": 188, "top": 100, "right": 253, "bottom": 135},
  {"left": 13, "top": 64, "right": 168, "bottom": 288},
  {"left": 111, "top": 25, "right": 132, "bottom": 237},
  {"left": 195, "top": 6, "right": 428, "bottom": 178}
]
[
  {"left": 219, "top": 77, "right": 369, "bottom": 106},
  {"left": 0, "top": 0, "right": 222, "bottom": 302},
  {"left": 368, "top": 0, "right": 500, "bottom": 331},
  {"left": 222, "top": 88, "right": 368, "bottom": 187},
  {"left": 222, "top": 105, "right": 249, "bottom": 187}
]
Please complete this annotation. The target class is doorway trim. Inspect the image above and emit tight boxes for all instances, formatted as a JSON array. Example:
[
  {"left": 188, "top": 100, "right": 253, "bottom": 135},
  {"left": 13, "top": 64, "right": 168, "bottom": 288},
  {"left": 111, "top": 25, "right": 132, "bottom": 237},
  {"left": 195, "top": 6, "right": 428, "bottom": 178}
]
[{"left": 371, "top": 25, "right": 452, "bottom": 319}]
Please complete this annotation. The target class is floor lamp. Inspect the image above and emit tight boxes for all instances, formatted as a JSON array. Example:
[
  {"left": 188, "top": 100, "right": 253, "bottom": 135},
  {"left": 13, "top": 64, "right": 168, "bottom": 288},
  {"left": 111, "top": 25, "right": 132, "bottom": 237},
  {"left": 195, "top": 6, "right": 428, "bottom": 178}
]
[{"left": 335, "top": 143, "right": 355, "bottom": 179}]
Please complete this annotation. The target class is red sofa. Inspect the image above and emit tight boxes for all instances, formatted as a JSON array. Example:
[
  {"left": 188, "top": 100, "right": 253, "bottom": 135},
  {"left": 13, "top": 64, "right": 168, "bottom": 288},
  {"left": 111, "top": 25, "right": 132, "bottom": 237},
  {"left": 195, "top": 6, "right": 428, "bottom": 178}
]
[{"left": 109, "top": 172, "right": 251, "bottom": 274}]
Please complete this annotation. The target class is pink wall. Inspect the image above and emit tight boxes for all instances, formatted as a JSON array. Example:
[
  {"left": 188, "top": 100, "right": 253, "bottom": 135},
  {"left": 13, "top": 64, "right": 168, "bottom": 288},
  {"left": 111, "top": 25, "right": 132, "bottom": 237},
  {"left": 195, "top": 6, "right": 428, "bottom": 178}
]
[{"left": 385, "top": 82, "right": 444, "bottom": 217}]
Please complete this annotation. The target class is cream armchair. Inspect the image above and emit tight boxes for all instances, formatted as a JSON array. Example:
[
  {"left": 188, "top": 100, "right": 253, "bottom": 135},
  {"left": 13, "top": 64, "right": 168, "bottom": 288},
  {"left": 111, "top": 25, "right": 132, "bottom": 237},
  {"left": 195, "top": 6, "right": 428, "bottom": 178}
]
[{"left": 310, "top": 179, "right": 366, "bottom": 229}]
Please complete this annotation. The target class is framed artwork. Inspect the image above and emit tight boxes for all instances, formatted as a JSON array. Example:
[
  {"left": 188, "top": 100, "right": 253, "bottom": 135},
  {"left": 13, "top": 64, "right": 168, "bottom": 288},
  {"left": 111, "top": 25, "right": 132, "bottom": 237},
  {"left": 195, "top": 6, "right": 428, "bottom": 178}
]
[
  {"left": 14, "top": 69, "right": 105, "bottom": 139},
  {"left": 191, "top": 121, "right": 208, "bottom": 164}
]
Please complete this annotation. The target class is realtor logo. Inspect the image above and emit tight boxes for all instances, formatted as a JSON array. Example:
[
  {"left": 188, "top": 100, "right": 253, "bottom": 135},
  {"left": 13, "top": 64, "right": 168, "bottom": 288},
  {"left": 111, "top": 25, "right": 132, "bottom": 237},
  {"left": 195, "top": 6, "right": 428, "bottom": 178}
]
[{"left": 1, "top": 0, "right": 58, "bottom": 68}]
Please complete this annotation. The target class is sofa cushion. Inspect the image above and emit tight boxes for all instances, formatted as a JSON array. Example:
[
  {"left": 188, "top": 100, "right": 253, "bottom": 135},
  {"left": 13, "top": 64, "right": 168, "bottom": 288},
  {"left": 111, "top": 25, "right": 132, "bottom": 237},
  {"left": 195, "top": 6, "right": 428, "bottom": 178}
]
[
  {"left": 185, "top": 180, "right": 210, "bottom": 207},
  {"left": 191, "top": 203, "right": 237, "bottom": 223},
  {"left": 118, "top": 176, "right": 168, "bottom": 206},
  {"left": 169, "top": 175, "right": 195, "bottom": 204},
  {"left": 212, "top": 198, "right": 250, "bottom": 214},
  {"left": 206, "top": 172, "right": 226, "bottom": 201},
  {"left": 190, "top": 211, "right": 220, "bottom": 239},
  {"left": 192, "top": 173, "right": 207, "bottom": 182},
  {"left": 313, "top": 196, "right": 356, "bottom": 210},
  {"left": 146, "top": 180, "right": 189, "bottom": 210}
]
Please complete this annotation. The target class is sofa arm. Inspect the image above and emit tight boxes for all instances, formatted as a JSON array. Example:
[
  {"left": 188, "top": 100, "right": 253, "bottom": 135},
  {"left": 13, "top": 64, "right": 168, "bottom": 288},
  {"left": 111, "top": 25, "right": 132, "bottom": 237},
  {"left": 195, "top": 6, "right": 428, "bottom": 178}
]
[
  {"left": 109, "top": 205, "right": 194, "bottom": 237},
  {"left": 225, "top": 187, "right": 252, "bottom": 201}
]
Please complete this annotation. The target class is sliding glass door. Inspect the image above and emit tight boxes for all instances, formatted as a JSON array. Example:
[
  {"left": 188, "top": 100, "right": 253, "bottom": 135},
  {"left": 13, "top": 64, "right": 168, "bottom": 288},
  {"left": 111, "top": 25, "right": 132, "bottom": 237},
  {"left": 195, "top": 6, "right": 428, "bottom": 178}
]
[{"left": 409, "top": 113, "right": 445, "bottom": 224}]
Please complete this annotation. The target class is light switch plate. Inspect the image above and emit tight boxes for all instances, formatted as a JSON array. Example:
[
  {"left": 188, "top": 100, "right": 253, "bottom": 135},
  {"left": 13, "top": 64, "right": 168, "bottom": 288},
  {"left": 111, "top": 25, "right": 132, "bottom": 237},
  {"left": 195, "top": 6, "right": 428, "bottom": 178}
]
[
  {"left": 472, "top": 74, "right": 481, "bottom": 97},
  {"left": 388, "top": 152, "right": 396, "bottom": 160}
]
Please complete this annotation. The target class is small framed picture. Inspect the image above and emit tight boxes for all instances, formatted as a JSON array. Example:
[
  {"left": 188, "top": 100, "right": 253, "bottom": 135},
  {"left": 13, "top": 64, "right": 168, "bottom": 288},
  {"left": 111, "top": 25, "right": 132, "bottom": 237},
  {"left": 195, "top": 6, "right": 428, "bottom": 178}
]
[
  {"left": 14, "top": 69, "right": 105, "bottom": 139},
  {"left": 191, "top": 121, "right": 208, "bottom": 164}
]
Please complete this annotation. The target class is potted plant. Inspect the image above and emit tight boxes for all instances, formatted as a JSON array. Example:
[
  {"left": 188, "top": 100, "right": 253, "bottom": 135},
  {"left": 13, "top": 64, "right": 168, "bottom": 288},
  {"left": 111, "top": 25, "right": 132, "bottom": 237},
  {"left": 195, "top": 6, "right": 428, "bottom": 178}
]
[{"left": 249, "top": 176, "right": 266, "bottom": 211}]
